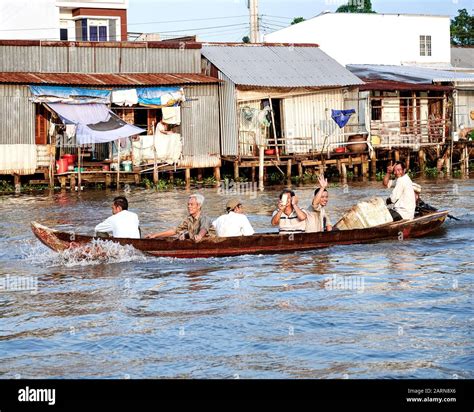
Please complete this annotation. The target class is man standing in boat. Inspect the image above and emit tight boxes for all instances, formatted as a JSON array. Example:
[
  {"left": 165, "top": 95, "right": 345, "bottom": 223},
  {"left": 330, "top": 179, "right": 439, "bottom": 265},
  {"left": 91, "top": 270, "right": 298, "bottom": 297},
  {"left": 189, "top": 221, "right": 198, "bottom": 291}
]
[
  {"left": 383, "top": 161, "right": 416, "bottom": 221},
  {"left": 305, "top": 175, "right": 333, "bottom": 232},
  {"left": 271, "top": 189, "right": 307, "bottom": 234},
  {"left": 94, "top": 196, "right": 140, "bottom": 239},
  {"left": 146, "top": 193, "right": 213, "bottom": 242}
]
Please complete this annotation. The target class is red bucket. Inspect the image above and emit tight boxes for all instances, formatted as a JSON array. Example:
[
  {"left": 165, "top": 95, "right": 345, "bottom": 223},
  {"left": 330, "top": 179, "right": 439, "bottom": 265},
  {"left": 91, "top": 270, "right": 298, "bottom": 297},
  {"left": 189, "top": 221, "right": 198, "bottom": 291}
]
[
  {"left": 62, "top": 154, "right": 75, "bottom": 165},
  {"left": 56, "top": 159, "right": 69, "bottom": 174}
]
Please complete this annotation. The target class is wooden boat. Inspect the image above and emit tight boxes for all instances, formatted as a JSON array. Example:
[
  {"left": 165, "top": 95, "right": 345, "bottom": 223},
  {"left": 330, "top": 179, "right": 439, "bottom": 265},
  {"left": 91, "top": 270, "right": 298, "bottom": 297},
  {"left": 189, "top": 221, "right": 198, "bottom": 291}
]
[{"left": 31, "top": 210, "right": 448, "bottom": 259}]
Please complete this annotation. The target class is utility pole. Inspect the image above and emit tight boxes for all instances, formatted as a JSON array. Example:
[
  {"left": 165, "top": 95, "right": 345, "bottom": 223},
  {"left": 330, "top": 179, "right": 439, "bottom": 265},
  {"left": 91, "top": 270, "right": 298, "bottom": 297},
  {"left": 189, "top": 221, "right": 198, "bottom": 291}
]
[{"left": 248, "top": 0, "right": 260, "bottom": 43}]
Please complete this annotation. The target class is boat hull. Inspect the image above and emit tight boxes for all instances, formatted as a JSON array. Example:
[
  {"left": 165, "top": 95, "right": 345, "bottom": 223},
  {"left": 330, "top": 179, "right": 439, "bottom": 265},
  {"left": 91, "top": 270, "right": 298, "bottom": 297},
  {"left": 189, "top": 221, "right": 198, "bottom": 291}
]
[{"left": 31, "top": 211, "right": 448, "bottom": 259}]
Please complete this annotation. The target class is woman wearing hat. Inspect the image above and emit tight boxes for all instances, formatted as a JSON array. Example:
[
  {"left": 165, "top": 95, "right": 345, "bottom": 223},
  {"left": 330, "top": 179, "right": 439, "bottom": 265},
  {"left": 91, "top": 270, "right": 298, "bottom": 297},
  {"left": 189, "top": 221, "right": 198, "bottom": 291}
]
[{"left": 212, "top": 199, "right": 255, "bottom": 237}]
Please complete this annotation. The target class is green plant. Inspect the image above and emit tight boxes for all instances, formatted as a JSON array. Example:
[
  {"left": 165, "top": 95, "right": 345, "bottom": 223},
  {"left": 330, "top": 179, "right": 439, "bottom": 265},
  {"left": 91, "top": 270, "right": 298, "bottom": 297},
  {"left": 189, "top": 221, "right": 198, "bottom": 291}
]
[
  {"left": 0, "top": 180, "right": 14, "bottom": 192},
  {"left": 268, "top": 172, "right": 284, "bottom": 184},
  {"left": 202, "top": 176, "right": 217, "bottom": 186},
  {"left": 375, "top": 171, "right": 385, "bottom": 181},
  {"left": 424, "top": 166, "right": 439, "bottom": 178},
  {"left": 142, "top": 177, "right": 154, "bottom": 189},
  {"left": 346, "top": 170, "right": 355, "bottom": 178},
  {"left": 155, "top": 179, "right": 170, "bottom": 190},
  {"left": 453, "top": 169, "right": 462, "bottom": 178}
]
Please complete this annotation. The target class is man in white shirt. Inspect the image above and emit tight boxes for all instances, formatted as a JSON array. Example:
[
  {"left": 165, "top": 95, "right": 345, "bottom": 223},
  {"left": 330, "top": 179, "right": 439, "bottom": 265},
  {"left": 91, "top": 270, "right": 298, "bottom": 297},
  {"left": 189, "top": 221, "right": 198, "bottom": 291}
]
[
  {"left": 212, "top": 199, "right": 255, "bottom": 237},
  {"left": 383, "top": 161, "right": 416, "bottom": 221},
  {"left": 94, "top": 196, "right": 140, "bottom": 239}
]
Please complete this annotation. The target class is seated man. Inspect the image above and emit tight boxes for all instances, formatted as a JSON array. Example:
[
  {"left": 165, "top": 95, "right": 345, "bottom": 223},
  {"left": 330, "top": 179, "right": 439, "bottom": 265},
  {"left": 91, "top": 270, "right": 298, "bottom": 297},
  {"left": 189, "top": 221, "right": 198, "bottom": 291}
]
[
  {"left": 212, "top": 199, "right": 255, "bottom": 237},
  {"left": 146, "top": 193, "right": 213, "bottom": 242},
  {"left": 94, "top": 196, "right": 140, "bottom": 239},
  {"left": 382, "top": 161, "right": 416, "bottom": 221},
  {"left": 305, "top": 174, "right": 333, "bottom": 233},
  {"left": 413, "top": 183, "right": 438, "bottom": 217},
  {"left": 271, "top": 189, "right": 307, "bottom": 234}
]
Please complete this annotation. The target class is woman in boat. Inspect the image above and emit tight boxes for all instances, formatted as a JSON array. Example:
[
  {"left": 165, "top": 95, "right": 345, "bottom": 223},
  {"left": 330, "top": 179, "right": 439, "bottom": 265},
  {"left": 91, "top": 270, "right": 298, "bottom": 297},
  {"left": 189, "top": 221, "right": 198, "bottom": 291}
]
[
  {"left": 145, "top": 194, "right": 214, "bottom": 242},
  {"left": 305, "top": 175, "right": 333, "bottom": 233},
  {"left": 271, "top": 189, "right": 307, "bottom": 234}
]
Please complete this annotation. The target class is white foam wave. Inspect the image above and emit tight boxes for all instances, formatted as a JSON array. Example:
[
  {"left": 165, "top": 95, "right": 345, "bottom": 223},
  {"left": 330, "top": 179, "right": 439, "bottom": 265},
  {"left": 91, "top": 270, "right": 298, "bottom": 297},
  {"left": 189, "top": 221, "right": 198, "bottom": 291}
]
[{"left": 24, "top": 239, "right": 148, "bottom": 267}]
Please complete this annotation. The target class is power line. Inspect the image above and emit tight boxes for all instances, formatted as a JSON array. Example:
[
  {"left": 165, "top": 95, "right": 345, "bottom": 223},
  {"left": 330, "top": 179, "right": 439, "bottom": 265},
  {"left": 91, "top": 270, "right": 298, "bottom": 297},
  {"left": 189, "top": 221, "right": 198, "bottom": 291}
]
[{"left": 0, "top": 15, "right": 250, "bottom": 32}]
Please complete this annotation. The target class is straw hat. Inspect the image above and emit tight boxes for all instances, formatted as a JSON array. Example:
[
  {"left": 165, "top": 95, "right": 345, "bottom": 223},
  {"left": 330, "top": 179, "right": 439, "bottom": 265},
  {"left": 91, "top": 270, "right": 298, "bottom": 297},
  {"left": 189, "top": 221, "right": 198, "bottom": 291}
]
[
  {"left": 226, "top": 199, "right": 241, "bottom": 211},
  {"left": 412, "top": 183, "right": 422, "bottom": 193}
]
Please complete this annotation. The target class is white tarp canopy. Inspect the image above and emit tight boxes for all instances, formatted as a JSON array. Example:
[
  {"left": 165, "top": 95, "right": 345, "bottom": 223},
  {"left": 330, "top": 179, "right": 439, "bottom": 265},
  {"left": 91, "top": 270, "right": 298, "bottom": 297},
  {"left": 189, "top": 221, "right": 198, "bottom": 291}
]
[{"left": 47, "top": 103, "right": 145, "bottom": 144}]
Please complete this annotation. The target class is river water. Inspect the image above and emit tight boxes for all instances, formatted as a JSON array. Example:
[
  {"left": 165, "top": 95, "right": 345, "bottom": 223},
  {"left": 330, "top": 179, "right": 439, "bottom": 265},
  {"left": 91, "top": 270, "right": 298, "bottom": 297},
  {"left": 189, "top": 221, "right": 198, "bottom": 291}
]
[{"left": 0, "top": 177, "right": 472, "bottom": 379}]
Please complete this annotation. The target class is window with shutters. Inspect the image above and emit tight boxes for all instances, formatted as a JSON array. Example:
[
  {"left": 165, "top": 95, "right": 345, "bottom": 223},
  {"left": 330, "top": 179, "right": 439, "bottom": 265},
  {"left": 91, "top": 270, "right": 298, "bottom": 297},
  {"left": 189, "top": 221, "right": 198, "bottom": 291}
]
[{"left": 420, "top": 35, "right": 432, "bottom": 57}]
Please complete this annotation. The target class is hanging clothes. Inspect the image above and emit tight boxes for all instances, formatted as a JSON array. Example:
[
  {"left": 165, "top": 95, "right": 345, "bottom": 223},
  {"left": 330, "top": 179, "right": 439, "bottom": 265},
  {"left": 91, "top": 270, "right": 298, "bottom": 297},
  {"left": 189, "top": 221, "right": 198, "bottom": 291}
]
[
  {"left": 331, "top": 109, "right": 356, "bottom": 128},
  {"left": 111, "top": 89, "right": 139, "bottom": 107}
]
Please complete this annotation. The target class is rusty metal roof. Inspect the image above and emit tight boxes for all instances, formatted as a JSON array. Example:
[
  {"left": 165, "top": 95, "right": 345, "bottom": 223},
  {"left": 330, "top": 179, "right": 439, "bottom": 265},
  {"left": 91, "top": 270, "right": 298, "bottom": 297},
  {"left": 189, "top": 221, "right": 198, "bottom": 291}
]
[
  {"left": 0, "top": 72, "right": 220, "bottom": 86},
  {"left": 0, "top": 40, "right": 202, "bottom": 49},
  {"left": 359, "top": 79, "right": 453, "bottom": 92}
]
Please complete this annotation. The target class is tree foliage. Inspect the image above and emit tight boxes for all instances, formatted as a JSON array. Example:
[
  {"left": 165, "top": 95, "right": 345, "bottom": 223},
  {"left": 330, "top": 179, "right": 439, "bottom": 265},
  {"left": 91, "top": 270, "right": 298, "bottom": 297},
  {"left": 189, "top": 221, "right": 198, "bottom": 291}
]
[
  {"left": 242, "top": 35, "right": 250, "bottom": 44},
  {"left": 336, "top": 0, "right": 376, "bottom": 13},
  {"left": 291, "top": 17, "right": 305, "bottom": 25},
  {"left": 451, "top": 9, "right": 474, "bottom": 46}
]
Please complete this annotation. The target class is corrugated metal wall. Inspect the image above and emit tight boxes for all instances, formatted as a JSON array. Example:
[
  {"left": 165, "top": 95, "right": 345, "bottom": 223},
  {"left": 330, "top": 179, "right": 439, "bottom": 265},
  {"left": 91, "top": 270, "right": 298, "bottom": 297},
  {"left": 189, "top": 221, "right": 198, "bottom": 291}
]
[
  {"left": 0, "top": 45, "right": 201, "bottom": 74},
  {"left": 180, "top": 84, "right": 221, "bottom": 168},
  {"left": 282, "top": 88, "right": 345, "bottom": 153},
  {"left": 456, "top": 90, "right": 474, "bottom": 129},
  {"left": 0, "top": 85, "right": 34, "bottom": 145},
  {"left": 218, "top": 72, "right": 238, "bottom": 157}
]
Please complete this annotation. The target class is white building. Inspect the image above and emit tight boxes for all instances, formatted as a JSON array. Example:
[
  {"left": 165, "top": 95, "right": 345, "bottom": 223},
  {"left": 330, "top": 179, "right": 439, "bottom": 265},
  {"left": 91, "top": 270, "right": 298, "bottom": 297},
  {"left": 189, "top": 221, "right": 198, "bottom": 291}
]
[
  {"left": 264, "top": 12, "right": 451, "bottom": 68},
  {"left": 0, "top": 0, "right": 128, "bottom": 41}
]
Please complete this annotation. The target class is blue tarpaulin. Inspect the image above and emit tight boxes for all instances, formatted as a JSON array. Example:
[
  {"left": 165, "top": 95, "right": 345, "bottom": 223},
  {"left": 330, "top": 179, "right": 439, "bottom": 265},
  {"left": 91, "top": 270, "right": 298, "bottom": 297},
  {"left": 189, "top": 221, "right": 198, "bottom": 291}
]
[
  {"left": 136, "top": 87, "right": 185, "bottom": 106},
  {"left": 29, "top": 86, "right": 111, "bottom": 103},
  {"left": 331, "top": 109, "right": 356, "bottom": 128}
]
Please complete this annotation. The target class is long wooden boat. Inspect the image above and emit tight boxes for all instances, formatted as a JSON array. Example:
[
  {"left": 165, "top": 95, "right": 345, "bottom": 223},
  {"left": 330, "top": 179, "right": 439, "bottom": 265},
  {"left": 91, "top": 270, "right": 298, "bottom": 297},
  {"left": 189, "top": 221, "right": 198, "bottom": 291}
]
[{"left": 31, "top": 210, "right": 448, "bottom": 259}]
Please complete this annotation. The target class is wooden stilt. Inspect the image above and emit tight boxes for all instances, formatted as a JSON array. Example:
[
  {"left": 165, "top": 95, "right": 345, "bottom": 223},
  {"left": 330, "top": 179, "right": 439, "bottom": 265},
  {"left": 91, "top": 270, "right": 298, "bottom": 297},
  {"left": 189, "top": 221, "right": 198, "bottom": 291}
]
[
  {"left": 341, "top": 163, "right": 347, "bottom": 179},
  {"left": 354, "top": 165, "right": 359, "bottom": 176},
  {"left": 297, "top": 162, "right": 303, "bottom": 178},
  {"left": 370, "top": 151, "right": 377, "bottom": 177},
  {"left": 77, "top": 146, "right": 82, "bottom": 191},
  {"left": 336, "top": 159, "right": 342, "bottom": 176},
  {"left": 13, "top": 173, "right": 20, "bottom": 188},
  {"left": 105, "top": 173, "right": 111, "bottom": 188},
  {"left": 394, "top": 150, "right": 400, "bottom": 162},
  {"left": 60, "top": 176, "right": 66, "bottom": 189},
  {"left": 70, "top": 174, "right": 76, "bottom": 191},
  {"left": 251, "top": 166, "right": 256, "bottom": 183},
  {"left": 213, "top": 166, "right": 221, "bottom": 183},
  {"left": 258, "top": 146, "right": 264, "bottom": 191},
  {"left": 418, "top": 148, "right": 426, "bottom": 176},
  {"left": 185, "top": 168, "right": 191, "bottom": 188},
  {"left": 286, "top": 159, "right": 292, "bottom": 182},
  {"left": 197, "top": 168, "right": 203, "bottom": 182},
  {"left": 361, "top": 154, "right": 369, "bottom": 177},
  {"left": 233, "top": 161, "right": 239, "bottom": 180},
  {"left": 405, "top": 150, "right": 410, "bottom": 171}
]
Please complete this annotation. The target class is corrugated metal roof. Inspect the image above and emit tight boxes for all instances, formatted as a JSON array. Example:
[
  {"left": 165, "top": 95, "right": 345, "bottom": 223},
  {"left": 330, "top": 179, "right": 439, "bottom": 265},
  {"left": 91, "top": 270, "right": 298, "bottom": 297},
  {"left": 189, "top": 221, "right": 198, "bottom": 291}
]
[
  {"left": 0, "top": 72, "right": 220, "bottom": 86},
  {"left": 201, "top": 45, "right": 363, "bottom": 87},
  {"left": 451, "top": 47, "right": 474, "bottom": 69},
  {"left": 347, "top": 64, "right": 474, "bottom": 84}
]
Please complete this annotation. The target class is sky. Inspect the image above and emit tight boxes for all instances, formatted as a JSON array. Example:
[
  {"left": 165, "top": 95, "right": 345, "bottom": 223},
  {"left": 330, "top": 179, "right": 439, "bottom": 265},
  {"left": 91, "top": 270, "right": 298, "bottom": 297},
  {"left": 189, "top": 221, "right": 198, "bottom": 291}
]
[{"left": 127, "top": 0, "right": 474, "bottom": 41}]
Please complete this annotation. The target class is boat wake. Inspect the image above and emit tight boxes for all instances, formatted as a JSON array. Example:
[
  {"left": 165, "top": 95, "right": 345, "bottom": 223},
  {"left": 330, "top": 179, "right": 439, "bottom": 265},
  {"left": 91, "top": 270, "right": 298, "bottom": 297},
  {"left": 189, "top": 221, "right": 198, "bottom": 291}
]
[{"left": 24, "top": 239, "right": 148, "bottom": 267}]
